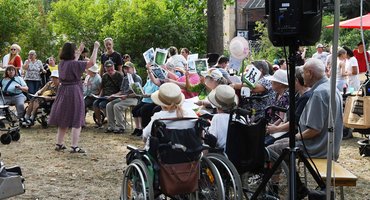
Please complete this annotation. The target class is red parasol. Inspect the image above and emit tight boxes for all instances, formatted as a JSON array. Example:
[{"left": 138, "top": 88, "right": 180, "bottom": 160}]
[{"left": 326, "top": 13, "right": 370, "bottom": 29}]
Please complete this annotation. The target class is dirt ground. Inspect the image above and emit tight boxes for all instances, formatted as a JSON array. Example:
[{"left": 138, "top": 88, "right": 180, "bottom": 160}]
[{"left": 1, "top": 118, "right": 369, "bottom": 200}]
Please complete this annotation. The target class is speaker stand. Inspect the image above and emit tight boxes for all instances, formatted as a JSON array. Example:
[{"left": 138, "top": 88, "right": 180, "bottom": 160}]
[{"left": 250, "top": 45, "right": 326, "bottom": 200}]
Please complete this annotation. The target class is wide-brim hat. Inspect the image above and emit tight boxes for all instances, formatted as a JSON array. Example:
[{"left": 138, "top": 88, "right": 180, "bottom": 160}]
[
  {"left": 229, "top": 36, "right": 249, "bottom": 60},
  {"left": 200, "top": 68, "right": 223, "bottom": 80},
  {"left": 50, "top": 70, "right": 59, "bottom": 78},
  {"left": 207, "top": 85, "right": 238, "bottom": 109},
  {"left": 151, "top": 83, "right": 185, "bottom": 107},
  {"left": 88, "top": 64, "right": 99, "bottom": 73},
  {"left": 265, "top": 69, "right": 288, "bottom": 85}
]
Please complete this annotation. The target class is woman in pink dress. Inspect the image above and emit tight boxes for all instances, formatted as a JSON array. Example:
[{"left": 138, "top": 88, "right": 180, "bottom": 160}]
[{"left": 49, "top": 41, "right": 100, "bottom": 153}]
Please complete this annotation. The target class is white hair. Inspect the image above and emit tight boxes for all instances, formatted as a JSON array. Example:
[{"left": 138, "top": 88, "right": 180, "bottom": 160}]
[{"left": 304, "top": 58, "right": 325, "bottom": 78}]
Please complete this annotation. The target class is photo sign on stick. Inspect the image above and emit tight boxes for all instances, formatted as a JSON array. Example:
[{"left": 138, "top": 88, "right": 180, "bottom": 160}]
[{"left": 243, "top": 65, "right": 261, "bottom": 88}]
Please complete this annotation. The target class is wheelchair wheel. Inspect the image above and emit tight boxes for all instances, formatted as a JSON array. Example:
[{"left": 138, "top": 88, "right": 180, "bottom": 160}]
[
  {"left": 93, "top": 111, "right": 105, "bottom": 125},
  {"left": 242, "top": 149, "right": 289, "bottom": 200},
  {"left": 10, "top": 129, "right": 20, "bottom": 141},
  {"left": 206, "top": 153, "right": 243, "bottom": 200},
  {"left": 198, "top": 156, "right": 224, "bottom": 200},
  {"left": 0, "top": 133, "right": 12, "bottom": 144},
  {"left": 121, "top": 159, "right": 154, "bottom": 200}
]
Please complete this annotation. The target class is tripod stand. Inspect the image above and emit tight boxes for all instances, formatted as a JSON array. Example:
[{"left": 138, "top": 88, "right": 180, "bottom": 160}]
[{"left": 250, "top": 45, "right": 326, "bottom": 200}]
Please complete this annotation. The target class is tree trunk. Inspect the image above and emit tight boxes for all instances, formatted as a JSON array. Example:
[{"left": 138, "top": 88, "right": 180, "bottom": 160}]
[{"left": 207, "top": 0, "right": 224, "bottom": 55}]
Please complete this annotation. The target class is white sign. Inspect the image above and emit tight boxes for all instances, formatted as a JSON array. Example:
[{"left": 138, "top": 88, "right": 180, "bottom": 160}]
[{"left": 237, "top": 30, "right": 248, "bottom": 39}]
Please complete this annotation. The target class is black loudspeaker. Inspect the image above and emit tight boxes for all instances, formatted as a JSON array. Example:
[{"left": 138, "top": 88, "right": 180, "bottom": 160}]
[{"left": 266, "top": 0, "right": 323, "bottom": 47}]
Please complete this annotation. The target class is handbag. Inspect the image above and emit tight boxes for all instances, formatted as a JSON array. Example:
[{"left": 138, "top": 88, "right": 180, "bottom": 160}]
[
  {"left": 343, "top": 95, "right": 370, "bottom": 129},
  {"left": 159, "top": 161, "right": 199, "bottom": 196}
]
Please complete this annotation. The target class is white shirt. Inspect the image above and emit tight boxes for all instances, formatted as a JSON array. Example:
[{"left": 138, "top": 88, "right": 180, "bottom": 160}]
[
  {"left": 312, "top": 51, "right": 330, "bottom": 65},
  {"left": 345, "top": 57, "right": 360, "bottom": 91},
  {"left": 209, "top": 113, "right": 230, "bottom": 151},
  {"left": 142, "top": 106, "right": 198, "bottom": 150},
  {"left": 2, "top": 54, "right": 10, "bottom": 67}
]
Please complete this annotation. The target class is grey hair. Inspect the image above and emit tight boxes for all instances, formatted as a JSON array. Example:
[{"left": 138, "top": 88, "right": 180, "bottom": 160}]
[
  {"left": 304, "top": 58, "right": 325, "bottom": 78},
  {"left": 252, "top": 60, "right": 269, "bottom": 75},
  {"left": 337, "top": 48, "right": 347, "bottom": 57}
]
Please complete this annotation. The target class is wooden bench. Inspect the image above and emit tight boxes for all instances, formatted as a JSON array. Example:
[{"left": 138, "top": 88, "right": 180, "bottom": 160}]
[{"left": 308, "top": 158, "right": 357, "bottom": 200}]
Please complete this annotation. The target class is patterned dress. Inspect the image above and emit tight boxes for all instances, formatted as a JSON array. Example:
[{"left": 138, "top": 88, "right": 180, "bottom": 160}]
[{"left": 48, "top": 60, "right": 86, "bottom": 128}]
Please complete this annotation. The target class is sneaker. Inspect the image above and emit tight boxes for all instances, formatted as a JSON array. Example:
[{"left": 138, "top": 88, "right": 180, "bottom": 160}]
[
  {"left": 70, "top": 146, "right": 86, "bottom": 153},
  {"left": 104, "top": 127, "right": 114, "bottom": 133},
  {"left": 22, "top": 119, "right": 33, "bottom": 127},
  {"left": 114, "top": 128, "right": 125, "bottom": 134}
]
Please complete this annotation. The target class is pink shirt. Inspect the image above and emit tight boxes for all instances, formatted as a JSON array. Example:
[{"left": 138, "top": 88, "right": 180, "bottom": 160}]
[{"left": 178, "top": 73, "right": 200, "bottom": 99}]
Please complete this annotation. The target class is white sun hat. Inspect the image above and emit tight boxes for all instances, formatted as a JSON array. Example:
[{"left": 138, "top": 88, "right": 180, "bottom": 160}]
[
  {"left": 207, "top": 85, "right": 238, "bottom": 109},
  {"left": 151, "top": 83, "right": 185, "bottom": 107},
  {"left": 265, "top": 69, "right": 288, "bottom": 85}
]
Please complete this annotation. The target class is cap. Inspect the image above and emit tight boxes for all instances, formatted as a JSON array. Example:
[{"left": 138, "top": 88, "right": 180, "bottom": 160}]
[
  {"left": 316, "top": 43, "right": 324, "bottom": 48},
  {"left": 124, "top": 62, "right": 134, "bottom": 68},
  {"left": 104, "top": 60, "right": 114, "bottom": 67}
]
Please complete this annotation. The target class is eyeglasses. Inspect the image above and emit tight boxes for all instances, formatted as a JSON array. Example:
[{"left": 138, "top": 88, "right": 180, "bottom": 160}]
[{"left": 11, "top": 49, "right": 16, "bottom": 51}]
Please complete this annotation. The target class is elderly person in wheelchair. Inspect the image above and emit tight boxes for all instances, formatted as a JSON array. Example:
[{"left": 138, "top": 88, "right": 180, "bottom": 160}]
[
  {"left": 0, "top": 65, "right": 28, "bottom": 120},
  {"left": 142, "top": 82, "right": 198, "bottom": 149},
  {"left": 206, "top": 84, "right": 238, "bottom": 150},
  {"left": 122, "top": 83, "right": 224, "bottom": 199},
  {"left": 22, "top": 70, "right": 59, "bottom": 126}
]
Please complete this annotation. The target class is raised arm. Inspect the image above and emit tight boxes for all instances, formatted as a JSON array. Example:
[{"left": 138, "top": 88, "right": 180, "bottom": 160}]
[{"left": 86, "top": 41, "right": 100, "bottom": 69}]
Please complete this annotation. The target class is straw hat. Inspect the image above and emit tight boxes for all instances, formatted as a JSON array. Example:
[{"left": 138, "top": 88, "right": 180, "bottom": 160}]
[
  {"left": 50, "top": 70, "right": 59, "bottom": 78},
  {"left": 207, "top": 85, "right": 238, "bottom": 109},
  {"left": 265, "top": 69, "right": 288, "bottom": 85},
  {"left": 88, "top": 64, "right": 99, "bottom": 73},
  {"left": 151, "top": 83, "right": 185, "bottom": 106},
  {"left": 229, "top": 36, "right": 249, "bottom": 60}
]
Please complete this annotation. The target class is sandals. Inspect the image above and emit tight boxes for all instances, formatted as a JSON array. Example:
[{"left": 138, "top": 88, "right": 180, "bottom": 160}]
[
  {"left": 55, "top": 144, "right": 67, "bottom": 151},
  {"left": 70, "top": 146, "right": 86, "bottom": 153}
]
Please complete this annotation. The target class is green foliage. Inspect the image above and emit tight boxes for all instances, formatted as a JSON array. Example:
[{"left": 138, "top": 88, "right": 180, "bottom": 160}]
[
  {"left": 0, "top": 0, "right": 56, "bottom": 61},
  {"left": 252, "top": 21, "right": 284, "bottom": 62},
  {"left": 1, "top": 0, "right": 208, "bottom": 69}
]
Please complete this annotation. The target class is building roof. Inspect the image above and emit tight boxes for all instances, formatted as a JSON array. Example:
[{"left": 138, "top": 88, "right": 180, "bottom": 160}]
[{"left": 244, "top": 0, "right": 265, "bottom": 10}]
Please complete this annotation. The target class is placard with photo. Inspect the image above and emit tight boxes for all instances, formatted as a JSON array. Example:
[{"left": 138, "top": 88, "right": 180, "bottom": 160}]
[
  {"left": 229, "top": 56, "right": 243, "bottom": 71},
  {"left": 143, "top": 47, "right": 155, "bottom": 64},
  {"left": 243, "top": 65, "right": 261, "bottom": 88},
  {"left": 154, "top": 48, "right": 168, "bottom": 66},
  {"left": 130, "top": 82, "right": 144, "bottom": 96},
  {"left": 194, "top": 59, "right": 208, "bottom": 75},
  {"left": 151, "top": 66, "right": 167, "bottom": 80}
]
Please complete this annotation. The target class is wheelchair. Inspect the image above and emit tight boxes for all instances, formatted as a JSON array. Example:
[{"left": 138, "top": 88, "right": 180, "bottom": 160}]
[
  {"left": 121, "top": 118, "right": 225, "bottom": 200},
  {"left": 200, "top": 107, "right": 289, "bottom": 200},
  {"left": 0, "top": 105, "right": 21, "bottom": 145},
  {"left": 22, "top": 96, "right": 54, "bottom": 128}
]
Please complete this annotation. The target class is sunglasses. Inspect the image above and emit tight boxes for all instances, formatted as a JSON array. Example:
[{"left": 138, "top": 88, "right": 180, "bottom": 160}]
[{"left": 11, "top": 49, "right": 16, "bottom": 51}]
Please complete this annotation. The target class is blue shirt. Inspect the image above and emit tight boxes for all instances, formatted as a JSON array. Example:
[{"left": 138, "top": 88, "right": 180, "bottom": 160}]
[
  {"left": 1, "top": 76, "right": 27, "bottom": 95},
  {"left": 142, "top": 80, "right": 159, "bottom": 103}
]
